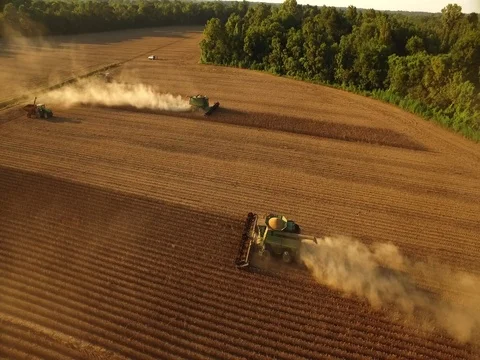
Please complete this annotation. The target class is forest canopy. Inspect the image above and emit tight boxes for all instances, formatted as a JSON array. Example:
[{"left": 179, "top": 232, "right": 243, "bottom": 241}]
[{"left": 0, "top": 0, "right": 241, "bottom": 37}]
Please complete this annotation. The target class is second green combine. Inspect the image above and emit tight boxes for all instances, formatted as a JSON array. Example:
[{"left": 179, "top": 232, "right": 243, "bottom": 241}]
[
  {"left": 189, "top": 95, "right": 220, "bottom": 116},
  {"left": 235, "top": 213, "right": 319, "bottom": 269}
]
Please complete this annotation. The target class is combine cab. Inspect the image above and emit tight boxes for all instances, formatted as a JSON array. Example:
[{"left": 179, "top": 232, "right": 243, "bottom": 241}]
[
  {"left": 23, "top": 97, "right": 53, "bottom": 119},
  {"left": 235, "top": 213, "right": 318, "bottom": 269},
  {"left": 189, "top": 95, "right": 220, "bottom": 116}
]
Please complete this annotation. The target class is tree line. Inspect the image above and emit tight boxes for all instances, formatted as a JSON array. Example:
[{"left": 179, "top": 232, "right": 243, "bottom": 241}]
[
  {"left": 200, "top": 0, "right": 480, "bottom": 140},
  {"left": 0, "top": 0, "right": 241, "bottom": 37}
]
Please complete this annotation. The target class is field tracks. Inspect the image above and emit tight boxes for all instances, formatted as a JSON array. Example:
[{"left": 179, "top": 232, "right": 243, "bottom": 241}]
[
  {"left": 0, "top": 313, "right": 129, "bottom": 360},
  {"left": 1, "top": 26, "right": 479, "bottom": 359},
  {"left": 0, "top": 35, "right": 188, "bottom": 115}
]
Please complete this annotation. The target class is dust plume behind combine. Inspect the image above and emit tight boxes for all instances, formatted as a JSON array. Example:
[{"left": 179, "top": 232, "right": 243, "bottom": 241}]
[
  {"left": 299, "top": 236, "right": 480, "bottom": 344},
  {"left": 44, "top": 78, "right": 191, "bottom": 111}
]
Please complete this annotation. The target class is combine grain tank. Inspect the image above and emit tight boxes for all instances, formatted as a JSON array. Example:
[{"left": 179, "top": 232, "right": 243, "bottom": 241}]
[{"left": 235, "top": 213, "right": 318, "bottom": 268}]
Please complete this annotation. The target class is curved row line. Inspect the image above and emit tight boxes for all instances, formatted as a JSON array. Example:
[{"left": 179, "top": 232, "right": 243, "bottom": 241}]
[
  {"left": 2, "top": 177, "right": 476, "bottom": 324},
  {"left": 1, "top": 234, "right": 465, "bottom": 358},
  {"left": 1, "top": 289, "right": 231, "bottom": 360},
  {"left": 4, "top": 131, "right": 477, "bottom": 214},
  {"left": 1, "top": 139, "right": 478, "bottom": 231},
  {"left": 1, "top": 153, "right": 477, "bottom": 247},
  {"left": 0, "top": 246, "right": 390, "bottom": 359},
  {"left": 1, "top": 161, "right": 476, "bottom": 262},
  {"left": 1, "top": 278, "right": 347, "bottom": 360},
  {"left": 2, "top": 143, "right": 477, "bottom": 233}
]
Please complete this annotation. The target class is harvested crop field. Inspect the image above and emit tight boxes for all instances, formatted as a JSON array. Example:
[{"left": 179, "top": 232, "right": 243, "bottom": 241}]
[{"left": 1, "top": 26, "right": 480, "bottom": 359}]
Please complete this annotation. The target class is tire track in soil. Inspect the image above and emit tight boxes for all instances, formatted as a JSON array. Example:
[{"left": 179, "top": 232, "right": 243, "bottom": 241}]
[
  {"left": 1, "top": 27, "right": 479, "bottom": 360},
  {"left": 1, "top": 167, "right": 477, "bottom": 359}
]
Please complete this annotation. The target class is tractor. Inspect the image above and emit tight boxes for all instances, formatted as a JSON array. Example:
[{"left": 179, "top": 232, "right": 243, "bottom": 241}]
[
  {"left": 235, "top": 213, "right": 318, "bottom": 268},
  {"left": 23, "top": 97, "right": 53, "bottom": 119},
  {"left": 189, "top": 95, "right": 220, "bottom": 116}
]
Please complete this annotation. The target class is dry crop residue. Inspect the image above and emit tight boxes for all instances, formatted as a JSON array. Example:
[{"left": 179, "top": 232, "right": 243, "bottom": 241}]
[{"left": 0, "top": 27, "right": 479, "bottom": 359}]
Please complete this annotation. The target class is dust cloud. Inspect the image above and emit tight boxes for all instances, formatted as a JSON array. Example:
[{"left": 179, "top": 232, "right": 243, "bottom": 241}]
[
  {"left": 0, "top": 30, "right": 51, "bottom": 99},
  {"left": 0, "top": 24, "right": 86, "bottom": 101},
  {"left": 299, "top": 236, "right": 480, "bottom": 344},
  {"left": 43, "top": 78, "right": 191, "bottom": 111}
]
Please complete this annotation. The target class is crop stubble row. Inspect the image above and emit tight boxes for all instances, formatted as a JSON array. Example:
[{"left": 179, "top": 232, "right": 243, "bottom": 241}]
[
  {"left": 0, "top": 167, "right": 476, "bottom": 284},
  {"left": 17, "top": 112, "right": 476, "bottom": 201},
  {"left": 1, "top": 234, "right": 378, "bottom": 359},
  {"left": 0, "top": 152, "right": 476, "bottom": 358},
  {"left": 2, "top": 27, "right": 480, "bottom": 360},
  {"left": 0, "top": 212, "right": 460, "bottom": 356},
  {"left": 1, "top": 224, "right": 462, "bottom": 359},
  {"left": 1, "top": 225, "right": 462, "bottom": 360},
  {"left": 1, "top": 143, "right": 477, "bottom": 254},
  {"left": 0, "top": 145, "right": 478, "bottom": 271},
  {"left": 0, "top": 158, "right": 476, "bottom": 268},
  {"left": 0, "top": 167, "right": 474, "bottom": 358},
  {"left": 51, "top": 107, "right": 474, "bottom": 180},
  {"left": 2, "top": 109, "right": 478, "bottom": 212},
  {"left": 0, "top": 104, "right": 467, "bottom": 178},
  {"left": 0, "top": 134, "right": 477, "bottom": 229},
  {"left": 3, "top": 204, "right": 467, "bottom": 344},
  {"left": 0, "top": 151, "right": 476, "bottom": 276}
]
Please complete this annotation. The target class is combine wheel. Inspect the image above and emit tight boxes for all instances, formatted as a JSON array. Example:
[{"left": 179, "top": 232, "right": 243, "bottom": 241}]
[
  {"left": 282, "top": 250, "right": 293, "bottom": 263},
  {"left": 260, "top": 247, "right": 272, "bottom": 260},
  {"left": 294, "top": 224, "right": 301, "bottom": 234}
]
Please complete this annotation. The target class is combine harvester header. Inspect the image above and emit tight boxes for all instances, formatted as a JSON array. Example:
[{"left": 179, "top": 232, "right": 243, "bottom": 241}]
[{"left": 236, "top": 212, "right": 318, "bottom": 269}]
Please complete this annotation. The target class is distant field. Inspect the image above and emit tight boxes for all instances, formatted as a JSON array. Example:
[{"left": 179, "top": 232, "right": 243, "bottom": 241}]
[
  {"left": 0, "top": 26, "right": 197, "bottom": 104},
  {"left": 1, "top": 26, "right": 479, "bottom": 359}
]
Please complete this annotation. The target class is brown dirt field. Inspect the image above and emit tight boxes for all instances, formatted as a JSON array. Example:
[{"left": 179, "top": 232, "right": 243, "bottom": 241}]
[
  {"left": 1, "top": 27, "right": 480, "bottom": 359},
  {"left": 0, "top": 26, "right": 194, "bottom": 104}
]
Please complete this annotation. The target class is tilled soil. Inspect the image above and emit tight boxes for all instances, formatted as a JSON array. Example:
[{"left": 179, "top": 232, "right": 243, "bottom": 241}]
[{"left": 1, "top": 26, "right": 479, "bottom": 359}]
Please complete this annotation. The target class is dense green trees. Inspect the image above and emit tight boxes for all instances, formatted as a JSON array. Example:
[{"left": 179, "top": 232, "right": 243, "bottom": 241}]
[
  {"left": 201, "top": 1, "right": 480, "bottom": 140},
  {"left": 0, "top": 0, "right": 239, "bottom": 37}
]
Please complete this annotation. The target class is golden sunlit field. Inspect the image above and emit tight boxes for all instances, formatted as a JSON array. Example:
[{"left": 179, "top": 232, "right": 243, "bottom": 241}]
[{"left": 1, "top": 26, "right": 479, "bottom": 359}]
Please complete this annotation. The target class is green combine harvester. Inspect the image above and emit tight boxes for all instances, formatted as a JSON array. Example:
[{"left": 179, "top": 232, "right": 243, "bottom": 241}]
[
  {"left": 189, "top": 95, "right": 220, "bottom": 116},
  {"left": 236, "top": 213, "right": 319, "bottom": 268}
]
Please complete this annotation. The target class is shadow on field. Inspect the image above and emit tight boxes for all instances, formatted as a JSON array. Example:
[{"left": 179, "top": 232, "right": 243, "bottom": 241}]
[
  {"left": 0, "top": 165, "right": 302, "bottom": 282},
  {"left": 211, "top": 108, "right": 427, "bottom": 151},
  {"left": 106, "top": 105, "right": 427, "bottom": 151},
  {"left": 38, "top": 116, "right": 82, "bottom": 124}
]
